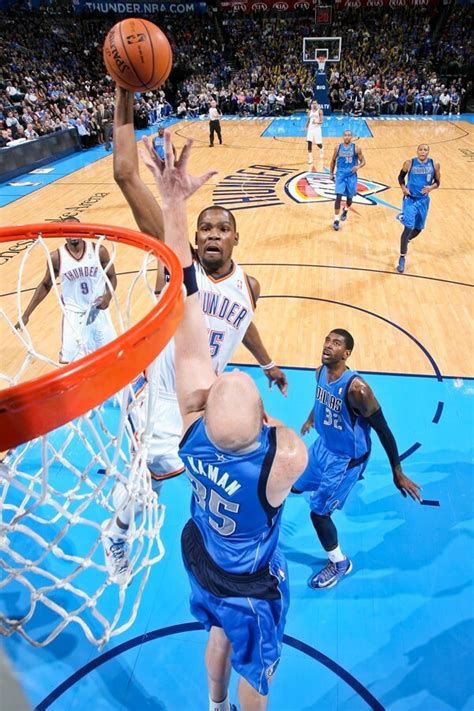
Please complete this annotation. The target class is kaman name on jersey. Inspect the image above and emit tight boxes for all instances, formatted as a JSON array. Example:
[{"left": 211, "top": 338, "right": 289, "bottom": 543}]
[{"left": 185, "top": 455, "right": 241, "bottom": 496}]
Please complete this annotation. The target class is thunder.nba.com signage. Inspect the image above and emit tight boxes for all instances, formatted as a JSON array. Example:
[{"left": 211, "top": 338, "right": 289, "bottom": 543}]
[{"left": 0, "top": 0, "right": 207, "bottom": 12}]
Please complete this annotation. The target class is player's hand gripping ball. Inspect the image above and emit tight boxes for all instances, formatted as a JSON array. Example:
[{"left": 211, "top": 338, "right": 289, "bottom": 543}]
[{"left": 103, "top": 18, "right": 172, "bottom": 92}]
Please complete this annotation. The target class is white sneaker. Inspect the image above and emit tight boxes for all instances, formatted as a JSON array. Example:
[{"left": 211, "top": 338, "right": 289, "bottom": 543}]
[
  {"left": 102, "top": 527, "right": 130, "bottom": 585},
  {"left": 308, "top": 155, "right": 313, "bottom": 164}
]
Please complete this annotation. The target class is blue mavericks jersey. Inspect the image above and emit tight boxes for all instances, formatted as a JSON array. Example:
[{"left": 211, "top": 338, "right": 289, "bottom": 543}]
[
  {"left": 336, "top": 142, "right": 357, "bottom": 177},
  {"left": 313, "top": 366, "right": 371, "bottom": 459},
  {"left": 407, "top": 157, "right": 435, "bottom": 199},
  {"left": 179, "top": 419, "right": 281, "bottom": 574},
  {"left": 153, "top": 135, "right": 165, "bottom": 160}
]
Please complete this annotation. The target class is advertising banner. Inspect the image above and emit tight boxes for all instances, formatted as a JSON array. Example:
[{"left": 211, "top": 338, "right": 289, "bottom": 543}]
[{"left": 0, "top": 0, "right": 207, "bottom": 12}]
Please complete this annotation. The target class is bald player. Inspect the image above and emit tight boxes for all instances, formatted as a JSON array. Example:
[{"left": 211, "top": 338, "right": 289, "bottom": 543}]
[{"left": 141, "top": 132, "right": 308, "bottom": 711}]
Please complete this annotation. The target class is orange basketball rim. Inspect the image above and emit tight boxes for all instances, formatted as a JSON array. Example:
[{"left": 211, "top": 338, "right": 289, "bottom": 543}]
[{"left": 0, "top": 223, "right": 183, "bottom": 451}]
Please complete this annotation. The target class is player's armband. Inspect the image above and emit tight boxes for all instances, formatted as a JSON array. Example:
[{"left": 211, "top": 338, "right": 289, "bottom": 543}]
[
  {"left": 398, "top": 169, "right": 407, "bottom": 186},
  {"left": 183, "top": 265, "right": 198, "bottom": 296}
]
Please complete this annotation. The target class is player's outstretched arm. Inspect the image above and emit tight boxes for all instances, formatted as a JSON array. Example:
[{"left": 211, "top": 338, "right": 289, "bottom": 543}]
[
  {"left": 15, "top": 251, "right": 58, "bottom": 329},
  {"left": 348, "top": 378, "right": 422, "bottom": 502},
  {"left": 113, "top": 87, "right": 164, "bottom": 239},
  {"left": 141, "top": 131, "right": 218, "bottom": 429},
  {"left": 242, "top": 320, "right": 288, "bottom": 395}
]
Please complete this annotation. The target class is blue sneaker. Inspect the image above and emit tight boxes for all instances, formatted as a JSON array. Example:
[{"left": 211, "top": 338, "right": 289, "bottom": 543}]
[
  {"left": 396, "top": 256, "right": 406, "bottom": 273},
  {"left": 308, "top": 558, "right": 352, "bottom": 589},
  {"left": 340, "top": 208, "right": 348, "bottom": 222},
  {"left": 333, "top": 220, "right": 340, "bottom": 231}
]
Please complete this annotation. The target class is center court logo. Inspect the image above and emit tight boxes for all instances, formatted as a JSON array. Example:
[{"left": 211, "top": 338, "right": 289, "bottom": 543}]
[{"left": 284, "top": 171, "right": 389, "bottom": 205}]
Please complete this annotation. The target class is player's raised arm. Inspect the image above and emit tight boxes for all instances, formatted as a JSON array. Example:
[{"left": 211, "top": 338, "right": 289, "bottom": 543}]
[
  {"left": 113, "top": 87, "right": 164, "bottom": 239},
  {"left": 141, "top": 132, "right": 217, "bottom": 428}
]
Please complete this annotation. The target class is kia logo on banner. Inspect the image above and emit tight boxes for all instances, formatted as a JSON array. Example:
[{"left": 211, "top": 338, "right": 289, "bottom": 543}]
[
  {"left": 413, "top": 0, "right": 429, "bottom": 5},
  {"left": 389, "top": 0, "right": 406, "bottom": 6},
  {"left": 274, "top": 1, "right": 289, "bottom": 8},
  {"left": 232, "top": 2, "right": 246, "bottom": 7},
  {"left": 367, "top": 0, "right": 383, "bottom": 6},
  {"left": 252, "top": 1, "right": 268, "bottom": 8},
  {"left": 345, "top": 0, "right": 361, "bottom": 7},
  {"left": 294, "top": 0, "right": 310, "bottom": 7}
]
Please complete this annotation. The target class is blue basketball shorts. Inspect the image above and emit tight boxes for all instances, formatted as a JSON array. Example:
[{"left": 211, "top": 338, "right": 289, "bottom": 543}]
[
  {"left": 294, "top": 437, "right": 368, "bottom": 515},
  {"left": 186, "top": 549, "right": 289, "bottom": 696},
  {"left": 335, "top": 172, "right": 358, "bottom": 199},
  {"left": 402, "top": 195, "right": 429, "bottom": 230}
]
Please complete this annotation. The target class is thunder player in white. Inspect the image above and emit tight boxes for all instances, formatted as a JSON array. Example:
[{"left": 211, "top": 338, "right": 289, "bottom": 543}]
[
  {"left": 305, "top": 99, "right": 324, "bottom": 165},
  {"left": 105, "top": 88, "right": 287, "bottom": 582},
  {"left": 15, "top": 216, "right": 117, "bottom": 363}
]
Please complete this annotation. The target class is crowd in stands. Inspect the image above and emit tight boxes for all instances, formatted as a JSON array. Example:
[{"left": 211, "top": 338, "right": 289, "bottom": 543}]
[{"left": 0, "top": 2, "right": 472, "bottom": 150}]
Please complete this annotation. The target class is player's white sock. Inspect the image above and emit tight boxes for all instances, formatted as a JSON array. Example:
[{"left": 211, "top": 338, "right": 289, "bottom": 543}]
[
  {"left": 328, "top": 546, "right": 346, "bottom": 563},
  {"left": 209, "top": 693, "right": 230, "bottom": 711},
  {"left": 308, "top": 153, "right": 313, "bottom": 164},
  {"left": 320, "top": 148, "right": 324, "bottom": 158},
  {"left": 334, "top": 215, "right": 340, "bottom": 223}
]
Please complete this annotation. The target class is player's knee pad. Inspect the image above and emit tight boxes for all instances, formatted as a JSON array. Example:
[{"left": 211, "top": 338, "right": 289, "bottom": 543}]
[
  {"left": 335, "top": 195, "right": 342, "bottom": 210},
  {"left": 310, "top": 511, "right": 338, "bottom": 550}
]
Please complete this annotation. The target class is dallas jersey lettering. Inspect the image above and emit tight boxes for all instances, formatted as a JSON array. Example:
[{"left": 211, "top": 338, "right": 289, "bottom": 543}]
[
  {"left": 59, "top": 241, "right": 104, "bottom": 313},
  {"left": 336, "top": 142, "right": 357, "bottom": 177},
  {"left": 335, "top": 142, "right": 358, "bottom": 198},
  {"left": 180, "top": 419, "right": 280, "bottom": 573},
  {"left": 407, "top": 157, "right": 435, "bottom": 198},
  {"left": 313, "top": 365, "right": 371, "bottom": 459},
  {"left": 156, "top": 260, "right": 255, "bottom": 394}
]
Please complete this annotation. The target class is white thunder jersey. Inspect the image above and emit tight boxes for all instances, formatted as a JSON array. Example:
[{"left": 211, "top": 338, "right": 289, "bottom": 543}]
[
  {"left": 156, "top": 259, "right": 255, "bottom": 394},
  {"left": 308, "top": 108, "right": 322, "bottom": 127},
  {"left": 59, "top": 241, "right": 105, "bottom": 313}
]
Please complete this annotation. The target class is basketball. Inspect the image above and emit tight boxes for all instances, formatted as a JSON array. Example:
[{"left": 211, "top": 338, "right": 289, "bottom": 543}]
[{"left": 103, "top": 18, "right": 172, "bottom": 92}]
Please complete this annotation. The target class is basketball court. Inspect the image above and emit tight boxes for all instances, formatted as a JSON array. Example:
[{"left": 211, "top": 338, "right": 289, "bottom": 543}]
[{"left": 1, "top": 109, "right": 473, "bottom": 710}]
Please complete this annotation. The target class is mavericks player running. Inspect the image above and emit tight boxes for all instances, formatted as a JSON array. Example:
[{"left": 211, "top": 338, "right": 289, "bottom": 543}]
[
  {"left": 396, "top": 144, "right": 440, "bottom": 273},
  {"left": 293, "top": 329, "right": 421, "bottom": 590},
  {"left": 329, "top": 130, "right": 366, "bottom": 231}
]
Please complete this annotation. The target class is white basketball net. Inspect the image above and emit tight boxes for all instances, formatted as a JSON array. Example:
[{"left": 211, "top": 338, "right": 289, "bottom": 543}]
[{"left": 0, "top": 233, "right": 168, "bottom": 648}]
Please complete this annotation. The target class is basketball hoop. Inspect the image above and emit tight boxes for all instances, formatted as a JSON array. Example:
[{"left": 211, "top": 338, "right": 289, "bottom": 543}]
[
  {"left": 0, "top": 223, "right": 183, "bottom": 647},
  {"left": 0, "top": 222, "right": 183, "bottom": 451}
]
